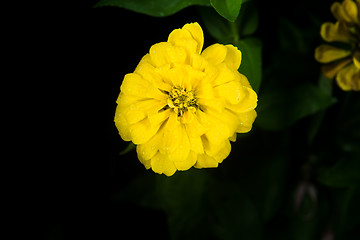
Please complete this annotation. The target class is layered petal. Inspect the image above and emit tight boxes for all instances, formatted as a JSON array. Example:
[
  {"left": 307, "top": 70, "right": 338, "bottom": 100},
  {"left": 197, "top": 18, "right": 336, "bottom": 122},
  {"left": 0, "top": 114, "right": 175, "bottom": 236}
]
[
  {"left": 336, "top": 64, "right": 360, "bottom": 90},
  {"left": 320, "top": 21, "right": 355, "bottom": 43},
  {"left": 353, "top": 52, "right": 360, "bottom": 69},
  {"left": 150, "top": 152, "right": 177, "bottom": 176},
  {"left": 168, "top": 22, "right": 204, "bottom": 54},
  {"left": 321, "top": 58, "right": 352, "bottom": 79},
  {"left": 315, "top": 44, "right": 351, "bottom": 63}
]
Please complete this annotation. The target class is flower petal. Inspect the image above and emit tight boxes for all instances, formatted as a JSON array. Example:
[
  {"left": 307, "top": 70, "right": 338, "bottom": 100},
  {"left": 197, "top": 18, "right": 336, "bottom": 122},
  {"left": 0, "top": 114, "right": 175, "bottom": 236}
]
[
  {"left": 224, "top": 45, "right": 242, "bottom": 70},
  {"left": 201, "top": 44, "right": 227, "bottom": 65},
  {"left": 336, "top": 64, "right": 360, "bottom": 91},
  {"left": 236, "top": 110, "right": 257, "bottom": 133},
  {"left": 151, "top": 152, "right": 177, "bottom": 176},
  {"left": 321, "top": 58, "right": 352, "bottom": 79},
  {"left": 114, "top": 104, "right": 131, "bottom": 141},
  {"left": 167, "top": 125, "right": 191, "bottom": 168},
  {"left": 137, "top": 146, "right": 152, "bottom": 169},
  {"left": 353, "top": 52, "right": 360, "bottom": 69},
  {"left": 149, "top": 42, "right": 188, "bottom": 67},
  {"left": 343, "top": 0, "right": 359, "bottom": 24},
  {"left": 211, "top": 64, "right": 235, "bottom": 87},
  {"left": 168, "top": 23, "right": 203, "bottom": 54},
  {"left": 188, "top": 135, "right": 204, "bottom": 154},
  {"left": 135, "top": 56, "right": 172, "bottom": 92},
  {"left": 228, "top": 86, "right": 258, "bottom": 113},
  {"left": 331, "top": 1, "right": 352, "bottom": 23},
  {"left": 215, "top": 80, "right": 244, "bottom": 104},
  {"left": 315, "top": 44, "right": 351, "bottom": 63},
  {"left": 172, "top": 150, "right": 197, "bottom": 171},
  {"left": 213, "top": 140, "right": 231, "bottom": 163},
  {"left": 159, "top": 112, "right": 183, "bottom": 154},
  {"left": 137, "top": 122, "right": 166, "bottom": 161},
  {"left": 320, "top": 21, "right": 354, "bottom": 43},
  {"left": 183, "top": 22, "right": 204, "bottom": 54},
  {"left": 185, "top": 113, "right": 207, "bottom": 137},
  {"left": 128, "top": 117, "right": 163, "bottom": 144},
  {"left": 124, "top": 99, "right": 167, "bottom": 125},
  {"left": 194, "top": 154, "right": 218, "bottom": 168}
]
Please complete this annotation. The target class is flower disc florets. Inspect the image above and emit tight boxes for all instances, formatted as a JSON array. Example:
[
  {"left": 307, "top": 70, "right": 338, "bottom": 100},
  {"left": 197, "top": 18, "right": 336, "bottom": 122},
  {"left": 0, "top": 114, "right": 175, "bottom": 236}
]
[
  {"left": 115, "top": 22, "right": 258, "bottom": 176},
  {"left": 167, "top": 86, "right": 198, "bottom": 117}
]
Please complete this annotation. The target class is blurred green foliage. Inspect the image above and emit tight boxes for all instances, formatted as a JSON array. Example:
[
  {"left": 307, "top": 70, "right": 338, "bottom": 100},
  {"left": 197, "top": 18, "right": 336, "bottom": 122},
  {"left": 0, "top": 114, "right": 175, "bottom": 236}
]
[{"left": 93, "top": 0, "right": 360, "bottom": 239}]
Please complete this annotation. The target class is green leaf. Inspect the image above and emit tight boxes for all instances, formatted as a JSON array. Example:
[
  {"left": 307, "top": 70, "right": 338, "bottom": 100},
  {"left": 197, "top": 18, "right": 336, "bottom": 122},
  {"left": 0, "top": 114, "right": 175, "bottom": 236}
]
[
  {"left": 94, "top": 0, "right": 210, "bottom": 17},
  {"left": 198, "top": 7, "right": 234, "bottom": 43},
  {"left": 318, "top": 154, "right": 360, "bottom": 187},
  {"left": 256, "top": 83, "right": 337, "bottom": 131},
  {"left": 236, "top": 0, "right": 259, "bottom": 37},
  {"left": 199, "top": 1, "right": 259, "bottom": 43},
  {"left": 210, "top": 0, "right": 243, "bottom": 22},
  {"left": 154, "top": 169, "right": 209, "bottom": 239},
  {"left": 119, "top": 142, "right": 136, "bottom": 155},
  {"left": 236, "top": 38, "right": 262, "bottom": 92}
]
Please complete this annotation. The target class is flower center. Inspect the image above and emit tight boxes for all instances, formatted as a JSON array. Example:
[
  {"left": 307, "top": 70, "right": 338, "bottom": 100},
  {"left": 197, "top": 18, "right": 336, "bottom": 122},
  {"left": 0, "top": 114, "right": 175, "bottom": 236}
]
[{"left": 167, "top": 86, "right": 198, "bottom": 117}]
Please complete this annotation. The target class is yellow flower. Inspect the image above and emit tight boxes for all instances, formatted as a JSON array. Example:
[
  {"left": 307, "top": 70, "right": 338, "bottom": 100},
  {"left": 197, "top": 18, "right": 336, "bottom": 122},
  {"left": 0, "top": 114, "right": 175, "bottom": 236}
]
[
  {"left": 114, "top": 23, "right": 258, "bottom": 176},
  {"left": 315, "top": 0, "right": 360, "bottom": 91}
]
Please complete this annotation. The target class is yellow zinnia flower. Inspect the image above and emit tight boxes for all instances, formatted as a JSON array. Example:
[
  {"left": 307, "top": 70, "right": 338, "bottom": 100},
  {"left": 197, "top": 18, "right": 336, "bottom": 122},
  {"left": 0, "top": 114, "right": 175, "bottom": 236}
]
[
  {"left": 315, "top": 0, "right": 360, "bottom": 91},
  {"left": 114, "top": 23, "right": 258, "bottom": 176}
]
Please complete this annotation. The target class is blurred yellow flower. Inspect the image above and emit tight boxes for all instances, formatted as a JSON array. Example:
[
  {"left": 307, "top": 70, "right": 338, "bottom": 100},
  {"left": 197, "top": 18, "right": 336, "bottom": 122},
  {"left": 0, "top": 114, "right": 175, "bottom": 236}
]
[
  {"left": 114, "top": 22, "right": 258, "bottom": 176},
  {"left": 315, "top": 0, "right": 360, "bottom": 91}
]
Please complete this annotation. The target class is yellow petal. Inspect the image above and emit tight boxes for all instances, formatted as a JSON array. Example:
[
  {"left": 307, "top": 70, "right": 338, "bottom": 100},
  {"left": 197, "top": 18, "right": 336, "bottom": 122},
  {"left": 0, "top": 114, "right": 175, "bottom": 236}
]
[
  {"left": 194, "top": 154, "right": 218, "bottom": 168},
  {"left": 315, "top": 45, "right": 351, "bottom": 63},
  {"left": 343, "top": 0, "right": 359, "bottom": 24},
  {"left": 228, "top": 86, "right": 258, "bottom": 113},
  {"left": 224, "top": 45, "right": 242, "bottom": 70},
  {"left": 202, "top": 127, "right": 229, "bottom": 157},
  {"left": 331, "top": 1, "right": 352, "bottom": 23},
  {"left": 188, "top": 135, "right": 204, "bottom": 154},
  {"left": 214, "top": 80, "right": 244, "bottom": 104},
  {"left": 236, "top": 110, "right": 257, "bottom": 133},
  {"left": 182, "top": 22, "right": 204, "bottom": 54},
  {"left": 321, "top": 58, "right": 352, "bottom": 79},
  {"left": 135, "top": 57, "right": 172, "bottom": 92},
  {"left": 159, "top": 112, "right": 183, "bottom": 154},
  {"left": 114, "top": 104, "right": 131, "bottom": 141},
  {"left": 172, "top": 150, "right": 197, "bottom": 171},
  {"left": 167, "top": 125, "right": 191, "bottom": 167},
  {"left": 235, "top": 72, "right": 252, "bottom": 88},
  {"left": 190, "top": 52, "right": 208, "bottom": 71},
  {"left": 137, "top": 146, "right": 152, "bottom": 169},
  {"left": 150, "top": 152, "right": 177, "bottom": 176},
  {"left": 229, "top": 133, "right": 237, "bottom": 142},
  {"left": 128, "top": 117, "right": 163, "bottom": 144},
  {"left": 120, "top": 73, "right": 148, "bottom": 97},
  {"left": 136, "top": 122, "right": 166, "bottom": 161},
  {"left": 320, "top": 21, "right": 354, "bottom": 43},
  {"left": 149, "top": 42, "right": 171, "bottom": 67},
  {"left": 185, "top": 114, "right": 207, "bottom": 137},
  {"left": 353, "top": 52, "right": 360, "bottom": 69},
  {"left": 211, "top": 64, "right": 236, "bottom": 87},
  {"left": 168, "top": 23, "right": 203, "bottom": 54},
  {"left": 124, "top": 99, "right": 166, "bottom": 125},
  {"left": 212, "top": 140, "right": 231, "bottom": 163},
  {"left": 201, "top": 44, "right": 227, "bottom": 65},
  {"left": 336, "top": 64, "right": 360, "bottom": 91},
  {"left": 195, "top": 82, "right": 215, "bottom": 99}
]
